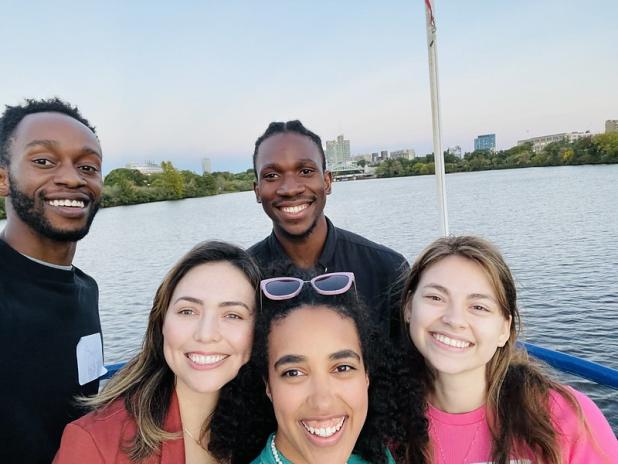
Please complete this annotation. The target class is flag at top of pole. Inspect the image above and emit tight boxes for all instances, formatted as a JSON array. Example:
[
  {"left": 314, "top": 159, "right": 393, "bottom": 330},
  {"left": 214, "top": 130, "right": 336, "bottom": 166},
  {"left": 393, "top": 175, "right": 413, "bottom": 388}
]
[
  {"left": 424, "top": 0, "right": 449, "bottom": 236},
  {"left": 425, "top": 0, "right": 436, "bottom": 35}
]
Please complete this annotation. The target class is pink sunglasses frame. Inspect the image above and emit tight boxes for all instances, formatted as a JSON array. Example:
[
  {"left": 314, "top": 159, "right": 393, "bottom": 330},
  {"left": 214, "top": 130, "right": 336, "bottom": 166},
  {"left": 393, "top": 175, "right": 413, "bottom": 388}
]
[{"left": 260, "top": 272, "right": 356, "bottom": 300}]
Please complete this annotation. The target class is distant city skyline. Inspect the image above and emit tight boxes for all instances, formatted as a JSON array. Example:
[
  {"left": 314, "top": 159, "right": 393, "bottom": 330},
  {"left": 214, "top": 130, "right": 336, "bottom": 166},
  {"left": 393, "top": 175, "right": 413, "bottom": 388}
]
[{"left": 1, "top": 1, "right": 616, "bottom": 175}]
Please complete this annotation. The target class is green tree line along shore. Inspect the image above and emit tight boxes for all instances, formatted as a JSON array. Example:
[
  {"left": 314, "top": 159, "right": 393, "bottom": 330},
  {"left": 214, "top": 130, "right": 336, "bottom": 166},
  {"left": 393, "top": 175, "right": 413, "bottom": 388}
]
[
  {"left": 1, "top": 133, "right": 617, "bottom": 220},
  {"left": 374, "top": 132, "right": 618, "bottom": 177}
]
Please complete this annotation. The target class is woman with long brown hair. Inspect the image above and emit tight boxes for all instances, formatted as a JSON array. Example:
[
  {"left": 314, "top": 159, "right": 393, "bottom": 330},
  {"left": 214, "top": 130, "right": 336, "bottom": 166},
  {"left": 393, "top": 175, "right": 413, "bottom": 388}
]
[
  {"left": 398, "top": 235, "right": 616, "bottom": 463},
  {"left": 54, "top": 241, "right": 262, "bottom": 464}
]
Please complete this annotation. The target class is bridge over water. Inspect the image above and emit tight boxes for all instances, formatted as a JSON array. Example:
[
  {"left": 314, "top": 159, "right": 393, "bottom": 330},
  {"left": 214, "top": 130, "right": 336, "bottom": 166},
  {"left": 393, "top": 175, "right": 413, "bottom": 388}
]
[{"left": 330, "top": 166, "right": 376, "bottom": 181}]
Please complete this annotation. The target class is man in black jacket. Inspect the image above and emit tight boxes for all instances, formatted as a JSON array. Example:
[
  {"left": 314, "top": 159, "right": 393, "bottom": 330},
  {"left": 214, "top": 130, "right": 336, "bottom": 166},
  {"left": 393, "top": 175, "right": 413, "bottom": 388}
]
[
  {"left": 249, "top": 120, "right": 409, "bottom": 339},
  {"left": 0, "top": 98, "right": 104, "bottom": 464}
]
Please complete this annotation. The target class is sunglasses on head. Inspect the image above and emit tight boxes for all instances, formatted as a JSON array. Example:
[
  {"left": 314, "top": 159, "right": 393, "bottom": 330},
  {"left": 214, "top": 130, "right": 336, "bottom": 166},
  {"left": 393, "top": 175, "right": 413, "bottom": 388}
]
[{"left": 260, "top": 272, "right": 356, "bottom": 300}]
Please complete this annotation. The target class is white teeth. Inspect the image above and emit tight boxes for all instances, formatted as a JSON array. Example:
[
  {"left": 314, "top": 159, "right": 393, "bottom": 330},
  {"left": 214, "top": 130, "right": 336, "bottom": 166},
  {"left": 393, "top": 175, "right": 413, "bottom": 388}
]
[
  {"left": 187, "top": 353, "right": 227, "bottom": 365},
  {"left": 281, "top": 204, "right": 308, "bottom": 214},
  {"left": 49, "top": 199, "right": 85, "bottom": 208},
  {"left": 302, "top": 417, "right": 345, "bottom": 438},
  {"left": 433, "top": 333, "right": 471, "bottom": 348}
]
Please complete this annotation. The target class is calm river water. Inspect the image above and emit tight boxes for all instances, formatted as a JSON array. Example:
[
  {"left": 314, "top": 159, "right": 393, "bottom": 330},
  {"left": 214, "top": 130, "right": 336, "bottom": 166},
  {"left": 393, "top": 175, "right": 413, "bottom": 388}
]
[{"left": 2, "top": 164, "right": 616, "bottom": 430}]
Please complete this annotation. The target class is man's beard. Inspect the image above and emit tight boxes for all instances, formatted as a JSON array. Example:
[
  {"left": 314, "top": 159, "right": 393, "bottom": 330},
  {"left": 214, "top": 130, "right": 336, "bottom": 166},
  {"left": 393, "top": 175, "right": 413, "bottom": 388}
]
[
  {"left": 276, "top": 214, "right": 321, "bottom": 242},
  {"left": 8, "top": 175, "right": 100, "bottom": 242}
]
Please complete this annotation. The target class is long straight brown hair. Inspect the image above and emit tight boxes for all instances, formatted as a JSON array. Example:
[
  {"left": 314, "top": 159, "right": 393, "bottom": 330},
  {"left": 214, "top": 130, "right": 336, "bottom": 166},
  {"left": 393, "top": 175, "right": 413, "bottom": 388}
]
[
  {"left": 400, "top": 236, "right": 584, "bottom": 464},
  {"left": 82, "top": 240, "right": 261, "bottom": 462}
]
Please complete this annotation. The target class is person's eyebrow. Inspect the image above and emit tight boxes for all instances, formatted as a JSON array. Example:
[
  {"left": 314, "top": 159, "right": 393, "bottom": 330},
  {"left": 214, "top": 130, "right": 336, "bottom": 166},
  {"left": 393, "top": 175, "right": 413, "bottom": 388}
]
[
  {"left": 172, "top": 297, "right": 252, "bottom": 311},
  {"left": 172, "top": 296, "right": 203, "bottom": 305},
  {"left": 80, "top": 147, "right": 102, "bottom": 159},
  {"left": 220, "top": 301, "right": 253, "bottom": 312},
  {"left": 422, "top": 283, "right": 449, "bottom": 293},
  {"left": 274, "top": 354, "right": 306, "bottom": 369},
  {"left": 258, "top": 163, "right": 282, "bottom": 179},
  {"left": 423, "top": 284, "right": 497, "bottom": 304},
  {"left": 296, "top": 158, "right": 320, "bottom": 165},
  {"left": 329, "top": 349, "right": 361, "bottom": 362},
  {"left": 25, "top": 139, "right": 102, "bottom": 159},
  {"left": 25, "top": 139, "right": 59, "bottom": 150},
  {"left": 260, "top": 158, "right": 319, "bottom": 171},
  {"left": 468, "top": 293, "right": 498, "bottom": 304}
]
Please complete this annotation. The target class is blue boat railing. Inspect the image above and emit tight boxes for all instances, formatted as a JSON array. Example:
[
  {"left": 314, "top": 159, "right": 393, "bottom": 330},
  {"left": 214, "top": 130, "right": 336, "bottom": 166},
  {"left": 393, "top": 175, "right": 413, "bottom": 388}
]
[
  {"left": 102, "top": 343, "right": 618, "bottom": 389},
  {"left": 520, "top": 342, "right": 618, "bottom": 389},
  {"left": 102, "top": 362, "right": 124, "bottom": 380}
]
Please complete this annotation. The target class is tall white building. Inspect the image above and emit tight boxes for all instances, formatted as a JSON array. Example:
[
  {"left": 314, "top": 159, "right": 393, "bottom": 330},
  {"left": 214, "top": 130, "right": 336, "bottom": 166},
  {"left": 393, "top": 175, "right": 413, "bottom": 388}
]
[
  {"left": 606, "top": 120, "right": 618, "bottom": 133},
  {"left": 325, "top": 135, "right": 351, "bottom": 168}
]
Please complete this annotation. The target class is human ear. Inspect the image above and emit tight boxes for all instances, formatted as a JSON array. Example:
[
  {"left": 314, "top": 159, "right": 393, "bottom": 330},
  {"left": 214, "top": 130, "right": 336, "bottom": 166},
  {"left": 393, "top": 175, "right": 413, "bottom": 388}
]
[
  {"left": 497, "top": 315, "right": 512, "bottom": 347},
  {"left": 403, "top": 299, "right": 413, "bottom": 324},
  {"left": 0, "top": 166, "right": 9, "bottom": 197},
  {"left": 324, "top": 170, "right": 333, "bottom": 195},
  {"left": 253, "top": 181, "right": 261, "bottom": 203},
  {"left": 264, "top": 379, "right": 272, "bottom": 402}
]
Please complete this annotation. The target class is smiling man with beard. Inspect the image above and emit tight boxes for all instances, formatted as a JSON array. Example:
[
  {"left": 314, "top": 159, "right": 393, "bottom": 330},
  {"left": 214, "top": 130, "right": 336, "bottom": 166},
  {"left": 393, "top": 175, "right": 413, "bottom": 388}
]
[
  {"left": 249, "top": 120, "right": 409, "bottom": 341},
  {"left": 0, "top": 98, "right": 105, "bottom": 464}
]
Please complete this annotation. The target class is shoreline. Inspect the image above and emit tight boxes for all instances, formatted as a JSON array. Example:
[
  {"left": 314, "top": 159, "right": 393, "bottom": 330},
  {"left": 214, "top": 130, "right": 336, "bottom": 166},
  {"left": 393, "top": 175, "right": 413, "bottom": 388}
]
[{"left": 1, "top": 161, "right": 618, "bottom": 220}]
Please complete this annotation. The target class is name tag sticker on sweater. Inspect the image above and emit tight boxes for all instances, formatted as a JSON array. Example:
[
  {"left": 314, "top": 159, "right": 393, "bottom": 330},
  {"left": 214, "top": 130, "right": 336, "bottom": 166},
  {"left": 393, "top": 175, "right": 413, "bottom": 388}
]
[{"left": 76, "top": 333, "right": 107, "bottom": 385}]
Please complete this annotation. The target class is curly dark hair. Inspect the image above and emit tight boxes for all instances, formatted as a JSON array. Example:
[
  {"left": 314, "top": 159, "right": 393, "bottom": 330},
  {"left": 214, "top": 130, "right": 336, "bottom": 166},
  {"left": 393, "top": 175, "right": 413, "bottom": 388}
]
[
  {"left": 208, "top": 362, "right": 273, "bottom": 463},
  {"left": 391, "top": 343, "right": 432, "bottom": 463},
  {"left": 211, "top": 263, "right": 414, "bottom": 463},
  {"left": 0, "top": 97, "right": 97, "bottom": 167},
  {"left": 252, "top": 120, "right": 327, "bottom": 178}
]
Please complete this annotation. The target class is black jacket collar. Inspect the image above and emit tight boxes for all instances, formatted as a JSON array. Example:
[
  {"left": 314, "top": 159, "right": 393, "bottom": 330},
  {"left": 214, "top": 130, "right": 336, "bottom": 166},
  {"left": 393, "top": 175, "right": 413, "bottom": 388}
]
[{"left": 265, "top": 216, "right": 337, "bottom": 271}]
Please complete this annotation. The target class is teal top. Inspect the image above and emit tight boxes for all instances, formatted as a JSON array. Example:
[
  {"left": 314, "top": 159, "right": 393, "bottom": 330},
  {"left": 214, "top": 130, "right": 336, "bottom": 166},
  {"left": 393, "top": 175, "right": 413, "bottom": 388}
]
[{"left": 250, "top": 434, "right": 395, "bottom": 464}]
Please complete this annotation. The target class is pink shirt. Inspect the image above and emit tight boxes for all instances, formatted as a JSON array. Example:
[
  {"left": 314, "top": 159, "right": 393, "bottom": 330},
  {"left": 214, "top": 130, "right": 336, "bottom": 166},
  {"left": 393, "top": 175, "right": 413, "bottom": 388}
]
[{"left": 428, "top": 388, "right": 617, "bottom": 463}]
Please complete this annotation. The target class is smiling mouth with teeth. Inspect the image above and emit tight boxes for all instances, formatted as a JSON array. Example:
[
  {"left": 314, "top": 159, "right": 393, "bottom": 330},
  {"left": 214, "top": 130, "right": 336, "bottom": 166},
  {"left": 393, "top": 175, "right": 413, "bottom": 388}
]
[
  {"left": 301, "top": 416, "right": 346, "bottom": 438},
  {"left": 48, "top": 199, "right": 86, "bottom": 208},
  {"left": 186, "top": 353, "right": 228, "bottom": 365},
  {"left": 432, "top": 332, "right": 472, "bottom": 349},
  {"left": 280, "top": 204, "right": 309, "bottom": 214}
]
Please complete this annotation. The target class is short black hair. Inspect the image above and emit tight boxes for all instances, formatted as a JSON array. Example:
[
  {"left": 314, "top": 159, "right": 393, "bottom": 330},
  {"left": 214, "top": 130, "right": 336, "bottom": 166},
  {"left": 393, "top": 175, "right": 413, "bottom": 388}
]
[
  {"left": 0, "top": 97, "right": 97, "bottom": 167},
  {"left": 252, "top": 120, "right": 327, "bottom": 178}
]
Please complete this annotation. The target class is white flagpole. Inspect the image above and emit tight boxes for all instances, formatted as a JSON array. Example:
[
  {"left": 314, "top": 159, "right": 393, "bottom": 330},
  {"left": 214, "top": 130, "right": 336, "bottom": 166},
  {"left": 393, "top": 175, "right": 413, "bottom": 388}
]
[{"left": 424, "top": 0, "right": 449, "bottom": 236}]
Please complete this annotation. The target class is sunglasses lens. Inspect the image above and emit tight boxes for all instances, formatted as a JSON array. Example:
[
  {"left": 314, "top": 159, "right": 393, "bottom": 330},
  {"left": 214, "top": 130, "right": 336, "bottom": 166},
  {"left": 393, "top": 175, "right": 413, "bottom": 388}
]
[
  {"left": 264, "top": 279, "right": 302, "bottom": 297},
  {"left": 313, "top": 274, "right": 350, "bottom": 292}
]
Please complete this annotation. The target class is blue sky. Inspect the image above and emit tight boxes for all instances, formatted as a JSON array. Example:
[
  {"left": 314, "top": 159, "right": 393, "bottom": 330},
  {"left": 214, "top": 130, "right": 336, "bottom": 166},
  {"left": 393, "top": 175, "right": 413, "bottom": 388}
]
[{"left": 2, "top": 0, "right": 616, "bottom": 174}]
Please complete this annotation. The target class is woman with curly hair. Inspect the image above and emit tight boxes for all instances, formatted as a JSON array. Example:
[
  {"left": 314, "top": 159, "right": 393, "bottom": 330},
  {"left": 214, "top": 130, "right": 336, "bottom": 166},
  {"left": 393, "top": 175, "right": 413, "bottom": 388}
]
[
  {"left": 54, "top": 241, "right": 262, "bottom": 464},
  {"left": 398, "top": 235, "right": 617, "bottom": 463},
  {"left": 241, "top": 269, "right": 401, "bottom": 464}
]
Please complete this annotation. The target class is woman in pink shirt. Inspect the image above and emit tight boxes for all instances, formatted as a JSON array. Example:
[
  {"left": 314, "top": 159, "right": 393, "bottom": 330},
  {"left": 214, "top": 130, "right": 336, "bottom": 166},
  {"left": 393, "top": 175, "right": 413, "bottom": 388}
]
[{"left": 396, "top": 236, "right": 617, "bottom": 463}]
